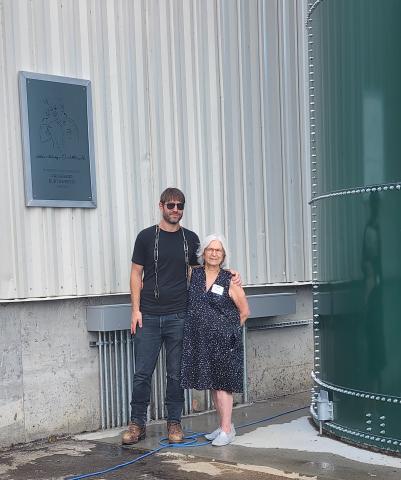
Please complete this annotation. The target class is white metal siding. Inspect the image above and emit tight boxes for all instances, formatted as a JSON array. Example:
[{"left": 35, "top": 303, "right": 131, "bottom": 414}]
[{"left": 0, "top": 0, "right": 311, "bottom": 300}]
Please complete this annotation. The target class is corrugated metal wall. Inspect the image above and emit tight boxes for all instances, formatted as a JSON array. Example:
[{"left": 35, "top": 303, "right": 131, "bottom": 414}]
[{"left": 0, "top": 0, "right": 311, "bottom": 301}]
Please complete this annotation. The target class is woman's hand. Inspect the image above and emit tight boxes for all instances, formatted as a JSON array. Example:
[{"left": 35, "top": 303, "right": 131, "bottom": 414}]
[{"left": 229, "top": 269, "right": 242, "bottom": 287}]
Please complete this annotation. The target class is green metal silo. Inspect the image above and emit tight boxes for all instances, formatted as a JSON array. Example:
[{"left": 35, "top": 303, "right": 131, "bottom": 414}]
[{"left": 309, "top": 0, "right": 401, "bottom": 452}]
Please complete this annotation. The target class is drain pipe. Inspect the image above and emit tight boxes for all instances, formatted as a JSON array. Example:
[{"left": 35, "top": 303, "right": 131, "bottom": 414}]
[{"left": 311, "top": 389, "right": 333, "bottom": 435}]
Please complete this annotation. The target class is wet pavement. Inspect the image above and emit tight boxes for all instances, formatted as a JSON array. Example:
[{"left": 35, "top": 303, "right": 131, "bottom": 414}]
[{"left": 1, "top": 392, "right": 401, "bottom": 480}]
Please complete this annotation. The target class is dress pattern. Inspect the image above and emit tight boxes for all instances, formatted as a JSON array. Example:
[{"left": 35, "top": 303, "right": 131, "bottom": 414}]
[{"left": 181, "top": 267, "right": 244, "bottom": 393}]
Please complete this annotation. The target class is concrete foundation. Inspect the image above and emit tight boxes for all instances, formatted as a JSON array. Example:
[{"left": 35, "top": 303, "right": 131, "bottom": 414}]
[
  {"left": 246, "top": 286, "right": 313, "bottom": 400},
  {"left": 0, "top": 295, "right": 130, "bottom": 447},
  {"left": 0, "top": 286, "right": 312, "bottom": 448}
]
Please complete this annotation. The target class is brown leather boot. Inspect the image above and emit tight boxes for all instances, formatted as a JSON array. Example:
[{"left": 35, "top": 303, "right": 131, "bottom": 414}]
[
  {"left": 167, "top": 421, "right": 184, "bottom": 443},
  {"left": 121, "top": 422, "right": 146, "bottom": 445}
]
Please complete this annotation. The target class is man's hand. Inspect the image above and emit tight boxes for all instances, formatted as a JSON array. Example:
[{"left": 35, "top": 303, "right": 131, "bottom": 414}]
[
  {"left": 229, "top": 269, "right": 242, "bottom": 287},
  {"left": 131, "top": 310, "right": 142, "bottom": 335}
]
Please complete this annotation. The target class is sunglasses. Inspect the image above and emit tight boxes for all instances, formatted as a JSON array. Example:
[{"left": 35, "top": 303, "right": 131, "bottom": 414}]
[{"left": 164, "top": 202, "right": 185, "bottom": 210}]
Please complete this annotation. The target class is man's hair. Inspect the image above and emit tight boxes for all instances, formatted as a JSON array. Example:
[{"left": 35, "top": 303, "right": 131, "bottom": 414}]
[{"left": 160, "top": 187, "right": 185, "bottom": 204}]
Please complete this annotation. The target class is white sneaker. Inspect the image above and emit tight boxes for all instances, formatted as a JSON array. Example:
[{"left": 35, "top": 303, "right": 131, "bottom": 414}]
[
  {"left": 205, "top": 427, "right": 221, "bottom": 441},
  {"left": 205, "top": 424, "right": 235, "bottom": 441},
  {"left": 211, "top": 428, "right": 236, "bottom": 446}
]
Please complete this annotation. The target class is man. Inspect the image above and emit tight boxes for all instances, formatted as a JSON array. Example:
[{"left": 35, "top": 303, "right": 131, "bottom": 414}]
[{"left": 121, "top": 187, "right": 200, "bottom": 444}]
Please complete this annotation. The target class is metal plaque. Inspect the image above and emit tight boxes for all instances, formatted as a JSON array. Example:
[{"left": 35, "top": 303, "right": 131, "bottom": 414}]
[{"left": 19, "top": 71, "right": 97, "bottom": 207}]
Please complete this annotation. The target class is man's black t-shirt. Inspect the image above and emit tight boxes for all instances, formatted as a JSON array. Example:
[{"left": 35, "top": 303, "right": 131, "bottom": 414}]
[{"left": 132, "top": 225, "right": 200, "bottom": 315}]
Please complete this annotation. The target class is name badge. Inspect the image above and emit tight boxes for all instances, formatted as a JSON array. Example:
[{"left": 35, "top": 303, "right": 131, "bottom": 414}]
[{"left": 211, "top": 284, "right": 224, "bottom": 295}]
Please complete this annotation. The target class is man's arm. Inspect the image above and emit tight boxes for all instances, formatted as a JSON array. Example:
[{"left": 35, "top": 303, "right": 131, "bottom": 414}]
[
  {"left": 188, "top": 231, "right": 201, "bottom": 266},
  {"left": 130, "top": 263, "right": 144, "bottom": 334},
  {"left": 229, "top": 269, "right": 242, "bottom": 286}
]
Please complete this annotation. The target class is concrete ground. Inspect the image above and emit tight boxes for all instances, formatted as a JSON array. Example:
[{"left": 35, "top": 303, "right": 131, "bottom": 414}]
[{"left": 1, "top": 392, "right": 401, "bottom": 480}]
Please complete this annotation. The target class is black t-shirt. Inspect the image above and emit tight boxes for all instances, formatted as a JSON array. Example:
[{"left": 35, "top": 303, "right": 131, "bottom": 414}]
[{"left": 132, "top": 225, "right": 200, "bottom": 314}]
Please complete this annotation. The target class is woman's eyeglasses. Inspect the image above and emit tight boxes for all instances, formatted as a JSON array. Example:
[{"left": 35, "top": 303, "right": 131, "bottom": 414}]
[
  {"left": 165, "top": 202, "right": 185, "bottom": 210},
  {"left": 205, "top": 247, "right": 224, "bottom": 255}
]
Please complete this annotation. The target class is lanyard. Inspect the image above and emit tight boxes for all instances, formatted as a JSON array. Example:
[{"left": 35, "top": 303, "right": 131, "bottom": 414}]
[{"left": 153, "top": 225, "right": 190, "bottom": 300}]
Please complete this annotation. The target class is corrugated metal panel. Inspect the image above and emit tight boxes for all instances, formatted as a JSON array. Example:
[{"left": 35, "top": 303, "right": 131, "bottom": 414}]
[{"left": 0, "top": 0, "right": 311, "bottom": 301}]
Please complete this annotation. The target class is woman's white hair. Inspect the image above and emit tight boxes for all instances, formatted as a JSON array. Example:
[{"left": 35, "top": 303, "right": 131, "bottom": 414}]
[{"left": 197, "top": 233, "right": 230, "bottom": 268}]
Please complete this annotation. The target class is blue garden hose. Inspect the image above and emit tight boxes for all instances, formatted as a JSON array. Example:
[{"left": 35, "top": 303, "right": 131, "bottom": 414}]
[{"left": 66, "top": 405, "right": 308, "bottom": 480}]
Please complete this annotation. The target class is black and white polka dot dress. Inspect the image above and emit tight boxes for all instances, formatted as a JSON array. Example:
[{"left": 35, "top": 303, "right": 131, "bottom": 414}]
[{"left": 181, "top": 267, "right": 244, "bottom": 393}]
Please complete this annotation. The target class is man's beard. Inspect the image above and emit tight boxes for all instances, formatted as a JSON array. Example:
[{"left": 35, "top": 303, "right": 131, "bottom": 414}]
[{"left": 162, "top": 210, "right": 183, "bottom": 224}]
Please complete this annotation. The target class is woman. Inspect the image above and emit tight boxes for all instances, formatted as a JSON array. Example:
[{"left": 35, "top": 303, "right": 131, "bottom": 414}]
[{"left": 181, "top": 234, "right": 250, "bottom": 446}]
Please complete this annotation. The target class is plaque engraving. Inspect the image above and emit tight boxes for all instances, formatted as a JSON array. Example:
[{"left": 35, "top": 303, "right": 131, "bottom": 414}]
[{"left": 19, "top": 71, "right": 97, "bottom": 208}]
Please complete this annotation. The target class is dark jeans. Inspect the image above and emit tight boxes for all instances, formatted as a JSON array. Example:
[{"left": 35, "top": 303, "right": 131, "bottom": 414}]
[{"left": 130, "top": 311, "right": 186, "bottom": 426}]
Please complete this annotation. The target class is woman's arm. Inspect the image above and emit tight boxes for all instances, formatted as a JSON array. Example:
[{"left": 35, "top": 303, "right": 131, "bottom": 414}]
[
  {"left": 229, "top": 283, "right": 250, "bottom": 326},
  {"left": 188, "top": 264, "right": 202, "bottom": 281}
]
